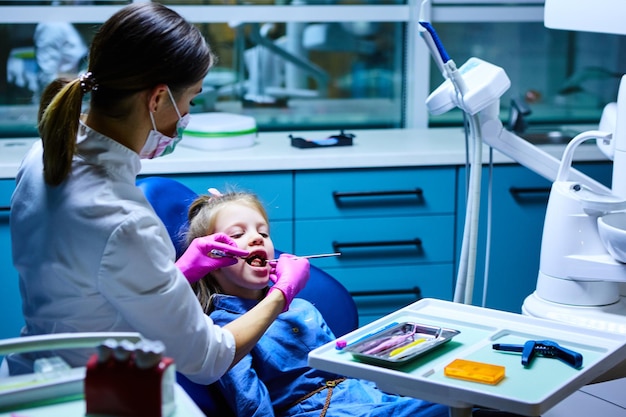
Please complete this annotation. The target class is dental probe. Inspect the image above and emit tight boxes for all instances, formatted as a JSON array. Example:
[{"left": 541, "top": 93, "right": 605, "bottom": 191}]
[
  {"left": 209, "top": 249, "right": 341, "bottom": 264},
  {"left": 266, "top": 252, "right": 341, "bottom": 263}
]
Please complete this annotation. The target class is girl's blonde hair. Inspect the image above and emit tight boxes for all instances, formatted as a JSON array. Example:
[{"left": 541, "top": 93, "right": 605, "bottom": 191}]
[{"left": 185, "top": 190, "right": 269, "bottom": 313}]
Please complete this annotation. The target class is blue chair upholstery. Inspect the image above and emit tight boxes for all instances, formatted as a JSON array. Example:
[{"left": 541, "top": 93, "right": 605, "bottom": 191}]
[
  {"left": 136, "top": 177, "right": 198, "bottom": 259},
  {"left": 137, "top": 176, "right": 359, "bottom": 415}
]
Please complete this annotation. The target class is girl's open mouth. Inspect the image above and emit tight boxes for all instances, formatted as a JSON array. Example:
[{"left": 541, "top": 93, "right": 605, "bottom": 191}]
[{"left": 245, "top": 254, "right": 268, "bottom": 267}]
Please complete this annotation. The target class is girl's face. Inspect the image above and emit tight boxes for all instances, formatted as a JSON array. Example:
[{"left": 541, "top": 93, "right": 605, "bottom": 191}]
[{"left": 212, "top": 202, "right": 274, "bottom": 300}]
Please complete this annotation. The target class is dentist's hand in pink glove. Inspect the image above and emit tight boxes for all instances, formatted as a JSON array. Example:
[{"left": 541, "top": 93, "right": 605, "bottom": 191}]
[
  {"left": 175, "top": 233, "right": 249, "bottom": 284},
  {"left": 267, "top": 254, "right": 310, "bottom": 312}
]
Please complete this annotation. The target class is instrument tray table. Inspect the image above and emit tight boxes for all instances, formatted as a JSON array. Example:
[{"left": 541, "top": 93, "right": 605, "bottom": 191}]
[{"left": 308, "top": 298, "right": 626, "bottom": 417}]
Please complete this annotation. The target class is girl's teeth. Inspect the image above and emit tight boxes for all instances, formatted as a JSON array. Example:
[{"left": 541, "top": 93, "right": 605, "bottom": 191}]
[{"left": 245, "top": 256, "right": 267, "bottom": 267}]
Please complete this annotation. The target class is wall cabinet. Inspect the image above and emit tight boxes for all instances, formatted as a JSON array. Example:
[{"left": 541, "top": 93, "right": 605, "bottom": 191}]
[
  {"left": 0, "top": 178, "right": 24, "bottom": 340},
  {"left": 0, "top": 161, "right": 613, "bottom": 340},
  {"left": 294, "top": 167, "right": 456, "bottom": 325}
]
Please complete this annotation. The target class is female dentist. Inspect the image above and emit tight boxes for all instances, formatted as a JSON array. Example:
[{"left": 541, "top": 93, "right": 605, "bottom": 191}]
[{"left": 9, "top": 2, "right": 309, "bottom": 385}]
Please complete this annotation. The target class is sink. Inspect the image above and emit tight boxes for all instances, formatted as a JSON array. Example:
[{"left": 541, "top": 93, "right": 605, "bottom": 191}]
[
  {"left": 519, "top": 130, "right": 574, "bottom": 145},
  {"left": 514, "top": 127, "right": 583, "bottom": 145}
]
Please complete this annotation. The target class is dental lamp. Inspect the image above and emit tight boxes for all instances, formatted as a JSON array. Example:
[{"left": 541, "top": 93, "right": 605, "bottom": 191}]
[{"left": 420, "top": 0, "right": 626, "bottom": 355}]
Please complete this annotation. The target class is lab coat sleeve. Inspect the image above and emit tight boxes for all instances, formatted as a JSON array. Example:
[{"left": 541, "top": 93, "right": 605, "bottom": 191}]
[{"left": 98, "top": 212, "right": 235, "bottom": 385}]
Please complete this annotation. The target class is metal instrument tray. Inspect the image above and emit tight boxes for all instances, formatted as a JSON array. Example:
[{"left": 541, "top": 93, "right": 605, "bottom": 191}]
[{"left": 345, "top": 321, "right": 460, "bottom": 366}]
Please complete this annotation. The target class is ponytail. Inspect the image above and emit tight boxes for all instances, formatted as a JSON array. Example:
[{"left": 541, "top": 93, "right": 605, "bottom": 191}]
[{"left": 38, "top": 78, "right": 84, "bottom": 186}]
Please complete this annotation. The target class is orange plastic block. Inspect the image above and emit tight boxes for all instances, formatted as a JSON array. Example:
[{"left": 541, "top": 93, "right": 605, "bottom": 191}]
[{"left": 444, "top": 359, "right": 505, "bottom": 385}]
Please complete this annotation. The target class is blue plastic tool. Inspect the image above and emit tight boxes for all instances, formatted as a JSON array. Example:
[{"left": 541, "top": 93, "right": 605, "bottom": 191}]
[{"left": 492, "top": 340, "right": 583, "bottom": 369}]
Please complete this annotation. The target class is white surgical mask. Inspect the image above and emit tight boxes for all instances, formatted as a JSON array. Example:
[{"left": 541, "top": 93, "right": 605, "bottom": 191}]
[{"left": 139, "top": 86, "right": 191, "bottom": 159}]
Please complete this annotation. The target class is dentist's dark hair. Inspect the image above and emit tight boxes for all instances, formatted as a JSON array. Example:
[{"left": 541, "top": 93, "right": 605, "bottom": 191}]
[{"left": 38, "top": 2, "right": 214, "bottom": 186}]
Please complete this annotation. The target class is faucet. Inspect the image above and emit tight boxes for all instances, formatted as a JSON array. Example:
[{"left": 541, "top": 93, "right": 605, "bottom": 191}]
[{"left": 507, "top": 96, "right": 532, "bottom": 134}]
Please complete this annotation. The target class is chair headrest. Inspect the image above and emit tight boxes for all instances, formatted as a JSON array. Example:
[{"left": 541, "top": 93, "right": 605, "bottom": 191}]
[{"left": 137, "top": 177, "right": 198, "bottom": 258}]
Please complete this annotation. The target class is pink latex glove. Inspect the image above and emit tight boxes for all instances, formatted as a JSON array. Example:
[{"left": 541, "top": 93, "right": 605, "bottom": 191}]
[
  {"left": 175, "top": 233, "right": 249, "bottom": 284},
  {"left": 267, "top": 254, "right": 310, "bottom": 312}
]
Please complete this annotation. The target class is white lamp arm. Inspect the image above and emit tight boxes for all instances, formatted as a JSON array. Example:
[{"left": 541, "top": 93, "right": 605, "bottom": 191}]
[{"left": 480, "top": 116, "right": 612, "bottom": 195}]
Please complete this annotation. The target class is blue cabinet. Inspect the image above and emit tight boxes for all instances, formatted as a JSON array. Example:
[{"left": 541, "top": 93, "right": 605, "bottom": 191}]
[
  {"left": 0, "top": 179, "right": 24, "bottom": 340},
  {"left": 140, "top": 172, "right": 295, "bottom": 252},
  {"left": 1, "top": 160, "right": 613, "bottom": 339},
  {"left": 295, "top": 167, "right": 457, "bottom": 325},
  {"left": 455, "top": 162, "right": 613, "bottom": 314}
]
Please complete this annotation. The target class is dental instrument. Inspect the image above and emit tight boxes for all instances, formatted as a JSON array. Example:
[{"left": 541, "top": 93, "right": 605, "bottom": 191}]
[
  {"left": 492, "top": 340, "right": 583, "bottom": 369},
  {"left": 266, "top": 252, "right": 341, "bottom": 263},
  {"left": 342, "top": 321, "right": 460, "bottom": 365},
  {"left": 362, "top": 325, "right": 418, "bottom": 355},
  {"left": 209, "top": 249, "right": 341, "bottom": 266},
  {"left": 335, "top": 321, "right": 399, "bottom": 351},
  {"left": 388, "top": 338, "right": 426, "bottom": 358}
]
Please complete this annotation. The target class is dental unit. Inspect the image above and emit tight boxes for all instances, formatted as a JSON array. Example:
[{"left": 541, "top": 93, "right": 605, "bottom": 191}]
[{"left": 420, "top": 0, "right": 626, "bottom": 378}]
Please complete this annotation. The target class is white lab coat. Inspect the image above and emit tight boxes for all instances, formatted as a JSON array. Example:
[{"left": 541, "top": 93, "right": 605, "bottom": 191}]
[{"left": 9, "top": 123, "right": 235, "bottom": 384}]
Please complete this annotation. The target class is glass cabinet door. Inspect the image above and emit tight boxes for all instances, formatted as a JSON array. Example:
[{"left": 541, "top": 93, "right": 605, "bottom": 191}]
[{"left": 0, "top": 1, "right": 624, "bottom": 137}]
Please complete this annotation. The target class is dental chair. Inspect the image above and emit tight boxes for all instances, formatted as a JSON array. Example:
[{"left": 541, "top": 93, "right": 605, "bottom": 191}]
[{"left": 136, "top": 176, "right": 359, "bottom": 415}]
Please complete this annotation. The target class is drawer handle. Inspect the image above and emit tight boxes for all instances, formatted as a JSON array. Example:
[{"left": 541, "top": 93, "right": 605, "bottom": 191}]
[
  {"left": 332, "top": 238, "right": 422, "bottom": 253},
  {"left": 0, "top": 206, "right": 10, "bottom": 212},
  {"left": 332, "top": 188, "right": 423, "bottom": 203},
  {"left": 351, "top": 287, "right": 422, "bottom": 299},
  {"left": 509, "top": 187, "right": 551, "bottom": 199}
]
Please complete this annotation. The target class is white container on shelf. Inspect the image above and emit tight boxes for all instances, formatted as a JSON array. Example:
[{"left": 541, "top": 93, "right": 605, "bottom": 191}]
[{"left": 181, "top": 112, "right": 257, "bottom": 151}]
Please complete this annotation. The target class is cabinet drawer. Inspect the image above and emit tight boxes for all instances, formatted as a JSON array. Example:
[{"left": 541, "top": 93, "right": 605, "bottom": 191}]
[
  {"left": 143, "top": 172, "right": 293, "bottom": 221},
  {"left": 0, "top": 180, "right": 22, "bottom": 339},
  {"left": 356, "top": 295, "right": 422, "bottom": 327},
  {"left": 0, "top": 179, "right": 14, "bottom": 210},
  {"left": 328, "top": 263, "right": 452, "bottom": 299},
  {"left": 328, "top": 264, "right": 453, "bottom": 326},
  {"left": 295, "top": 215, "right": 454, "bottom": 268},
  {"left": 294, "top": 167, "right": 455, "bottom": 219}
]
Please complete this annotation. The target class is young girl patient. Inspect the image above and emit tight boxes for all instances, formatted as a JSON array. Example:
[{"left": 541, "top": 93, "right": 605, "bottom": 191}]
[{"left": 183, "top": 189, "right": 450, "bottom": 417}]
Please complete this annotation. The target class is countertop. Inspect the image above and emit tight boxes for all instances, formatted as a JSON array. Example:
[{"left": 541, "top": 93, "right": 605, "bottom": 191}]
[{"left": 0, "top": 127, "right": 610, "bottom": 180}]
